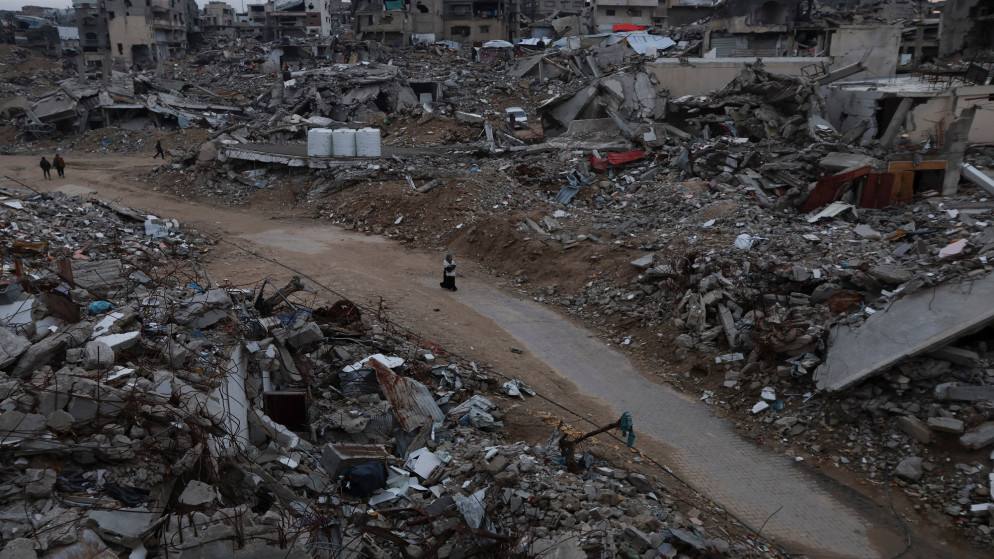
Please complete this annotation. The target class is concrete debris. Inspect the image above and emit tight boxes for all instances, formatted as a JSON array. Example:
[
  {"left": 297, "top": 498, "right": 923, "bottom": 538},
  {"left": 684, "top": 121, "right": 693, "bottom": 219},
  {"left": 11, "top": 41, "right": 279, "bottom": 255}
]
[
  {"left": 6, "top": 2, "right": 994, "bottom": 551},
  {"left": 815, "top": 275, "right": 994, "bottom": 392},
  {"left": 0, "top": 187, "right": 761, "bottom": 559}
]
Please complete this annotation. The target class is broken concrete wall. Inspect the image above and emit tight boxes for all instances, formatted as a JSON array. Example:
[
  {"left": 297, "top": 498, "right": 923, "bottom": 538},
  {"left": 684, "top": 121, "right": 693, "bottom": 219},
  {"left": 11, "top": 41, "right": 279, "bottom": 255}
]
[
  {"left": 939, "top": 0, "right": 994, "bottom": 56},
  {"left": 828, "top": 24, "right": 901, "bottom": 78},
  {"left": 647, "top": 57, "right": 832, "bottom": 97},
  {"left": 825, "top": 81, "right": 994, "bottom": 145},
  {"left": 824, "top": 86, "right": 881, "bottom": 144},
  {"left": 106, "top": 14, "right": 156, "bottom": 67}
]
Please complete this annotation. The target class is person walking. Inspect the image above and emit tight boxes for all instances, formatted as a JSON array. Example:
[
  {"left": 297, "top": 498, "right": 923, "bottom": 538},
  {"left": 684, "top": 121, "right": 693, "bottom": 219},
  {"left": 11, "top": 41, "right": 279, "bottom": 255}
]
[
  {"left": 39, "top": 156, "right": 51, "bottom": 179},
  {"left": 439, "top": 253, "right": 457, "bottom": 291},
  {"left": 153, "top": 140, "right": 165, "bottom": 159},
  {"left": 53, "top": 153, "right": 66, "bottom": 178}
]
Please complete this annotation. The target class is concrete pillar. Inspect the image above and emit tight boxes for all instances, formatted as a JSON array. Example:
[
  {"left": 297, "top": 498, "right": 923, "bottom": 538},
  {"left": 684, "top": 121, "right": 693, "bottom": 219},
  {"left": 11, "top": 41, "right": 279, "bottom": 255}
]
[
  {"left": 77, "top": 51, "right": 86, "bottom": 83},
  {"left": 878, "top": 97, "right": 914, "bottom": 148},
  {"left": 914, "top": 23, "right": 924, "bottom": 68},
  {"left": 102, "top": 47, "right": 111, "bottom": 85},
  {"left": 942, "top": 105, "right": 977, "bottom": 196}
]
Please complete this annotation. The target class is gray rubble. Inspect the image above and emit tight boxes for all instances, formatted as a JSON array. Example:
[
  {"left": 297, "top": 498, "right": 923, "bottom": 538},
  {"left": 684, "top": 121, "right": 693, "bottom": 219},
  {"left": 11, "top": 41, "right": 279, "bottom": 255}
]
[{"left": 0, "top": 182, "right": 770, "bottom": 558}]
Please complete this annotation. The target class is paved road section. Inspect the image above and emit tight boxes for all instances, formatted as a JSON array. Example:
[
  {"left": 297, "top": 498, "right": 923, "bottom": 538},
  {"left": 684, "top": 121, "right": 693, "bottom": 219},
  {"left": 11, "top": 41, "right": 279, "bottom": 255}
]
[{"left": 456, "top": 286, "right": 907, "bottom": 558}]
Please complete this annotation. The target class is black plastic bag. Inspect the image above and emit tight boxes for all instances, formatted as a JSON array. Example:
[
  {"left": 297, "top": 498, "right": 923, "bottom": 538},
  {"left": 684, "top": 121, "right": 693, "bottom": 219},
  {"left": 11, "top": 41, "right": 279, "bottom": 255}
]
[{"left": 341, "top": 461, "right": 387, "bottom": 498}]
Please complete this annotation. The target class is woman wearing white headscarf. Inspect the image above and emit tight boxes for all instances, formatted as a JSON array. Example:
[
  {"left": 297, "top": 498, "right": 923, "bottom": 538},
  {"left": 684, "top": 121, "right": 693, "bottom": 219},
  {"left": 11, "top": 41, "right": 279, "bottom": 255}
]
[{"left": 440, "top": 253, "right": 457, "bottom": 291}]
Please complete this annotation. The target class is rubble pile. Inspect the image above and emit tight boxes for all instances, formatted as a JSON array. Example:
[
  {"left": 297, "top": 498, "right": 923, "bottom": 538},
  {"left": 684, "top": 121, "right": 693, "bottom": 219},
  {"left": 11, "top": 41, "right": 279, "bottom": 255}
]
[
  {"left": 0, "top": 185, "right": 781, "bottom": 558},
  {"left": 275, "top": 62, "right": 994, "bottom": 546}
]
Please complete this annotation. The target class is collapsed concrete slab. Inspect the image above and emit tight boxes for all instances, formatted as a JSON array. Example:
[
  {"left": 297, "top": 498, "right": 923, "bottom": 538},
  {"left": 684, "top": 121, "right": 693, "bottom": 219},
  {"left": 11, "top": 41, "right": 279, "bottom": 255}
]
[
  {"left": 0, "top": 327, "right": 31, "bottom": 369},
  {"left": 814, "top": 274, "right": 994, "bottom": 392}
]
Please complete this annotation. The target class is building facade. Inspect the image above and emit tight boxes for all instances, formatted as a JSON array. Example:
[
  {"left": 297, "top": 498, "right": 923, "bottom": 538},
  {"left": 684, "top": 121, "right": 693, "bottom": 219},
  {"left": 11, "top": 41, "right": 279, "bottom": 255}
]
[
  {"left": 203, "top": 1, "right": 236, "bottom": 36},
  {"left": 590, "top": 0, "right": 664, "bottom": 31},
  {"left": 441, "top": 0, "right": 514, "bottom": 43},
  {"left": 74, "top": 0, "right": 198, "bottom": 67},
  {"left": 353, "top": 0, "right": 444, "bottom": 46}
]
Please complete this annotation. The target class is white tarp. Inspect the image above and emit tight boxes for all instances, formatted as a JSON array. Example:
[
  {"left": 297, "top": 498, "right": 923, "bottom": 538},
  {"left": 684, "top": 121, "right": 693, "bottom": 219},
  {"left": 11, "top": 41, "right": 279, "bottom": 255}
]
[
  {"left": 482, "top": 40, "right": 513, "bottom": 48},
  {"left": 624, "top": 34, "right": 676, "bottom": 54}
]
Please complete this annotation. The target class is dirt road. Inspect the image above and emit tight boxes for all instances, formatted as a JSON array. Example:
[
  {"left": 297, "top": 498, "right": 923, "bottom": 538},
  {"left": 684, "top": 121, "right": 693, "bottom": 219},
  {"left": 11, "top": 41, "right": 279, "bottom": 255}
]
[{"left": 0, "top": 154, "right": 979, "bottom": 559}]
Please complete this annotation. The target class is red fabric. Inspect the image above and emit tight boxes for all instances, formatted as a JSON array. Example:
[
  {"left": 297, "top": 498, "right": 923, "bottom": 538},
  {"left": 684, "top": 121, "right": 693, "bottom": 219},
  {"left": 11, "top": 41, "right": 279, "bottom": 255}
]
[
  {"left": 590, "top": 151, "right": 645, "bottom": 171},
  {"left": 613, "top": 24, "right": 645, "bottom": 31}
]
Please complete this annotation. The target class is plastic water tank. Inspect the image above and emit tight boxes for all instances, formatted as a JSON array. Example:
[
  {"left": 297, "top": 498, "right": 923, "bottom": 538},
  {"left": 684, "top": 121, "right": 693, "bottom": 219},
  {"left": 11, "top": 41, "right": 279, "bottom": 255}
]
[
  {"left": 331, "top": 128, "right": 357, "bottom": 157},
  {"left": 306, "top": 128, "right": 333, "bottom": 157},
  {"left": 355, "top": 127, "right": 382, "bottom": 158}
]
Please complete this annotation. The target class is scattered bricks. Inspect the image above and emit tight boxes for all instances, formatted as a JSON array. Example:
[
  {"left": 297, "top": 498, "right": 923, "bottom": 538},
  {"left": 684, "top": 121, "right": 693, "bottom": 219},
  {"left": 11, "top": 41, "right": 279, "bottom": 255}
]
[
  {"left": 927, "top": 417, "right": 965, "bottom": 434},
  {"left": 960, "top": 422, "right": 994, "bottom": 450},
  {"left": 894, "top": 457, "right": 923, "bottom": 482},
  {"left": 896, "top": 416, "right": 933, "bottom": 444}
]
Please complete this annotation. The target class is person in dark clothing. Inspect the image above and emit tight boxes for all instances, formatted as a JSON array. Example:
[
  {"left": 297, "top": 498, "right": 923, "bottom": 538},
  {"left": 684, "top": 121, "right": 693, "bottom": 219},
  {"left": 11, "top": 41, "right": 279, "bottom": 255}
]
[
  {"left": 154, "top": 141, "right": 165, "bottom": 159},
  {"left": 439, "top": 253, "right": 457, "bottom": 291},
  {"left": 39, "top": 157, "right": 51, "bottom": 179},
  {"left": 53, "top": 153, "right": 66, "bottom": 178}
]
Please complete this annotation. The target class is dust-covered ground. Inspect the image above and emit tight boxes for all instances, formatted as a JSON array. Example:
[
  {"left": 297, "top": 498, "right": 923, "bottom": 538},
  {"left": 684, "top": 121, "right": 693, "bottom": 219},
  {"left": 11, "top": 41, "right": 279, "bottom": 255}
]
[{"left": 2, "top": 150, "right": 988, "bottom": 559}]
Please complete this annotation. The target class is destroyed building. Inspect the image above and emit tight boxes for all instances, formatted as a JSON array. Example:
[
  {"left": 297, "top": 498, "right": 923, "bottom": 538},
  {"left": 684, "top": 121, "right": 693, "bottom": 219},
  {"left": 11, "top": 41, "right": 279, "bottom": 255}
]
[
  {"left": 74, "top": 0, "right": 200, "bottom": 68},
  {"left": 202, "top": 1, "right": 236, "bottom": 37},
  {"left": 939, "top": 0, "right": 994, "bottom": 58},
  {"left": 5, "top": 0, "right": 994, "bottom": 556}
]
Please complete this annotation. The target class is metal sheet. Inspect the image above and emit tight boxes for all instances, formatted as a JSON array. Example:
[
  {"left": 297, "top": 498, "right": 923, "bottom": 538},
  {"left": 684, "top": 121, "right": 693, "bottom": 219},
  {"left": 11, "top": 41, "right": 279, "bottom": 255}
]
[
  {"left": 801, "top": 166, "right": 870, "bottom": 213},
  {"left": 367, "top": 357, "right": 444, "bottom": 431}
]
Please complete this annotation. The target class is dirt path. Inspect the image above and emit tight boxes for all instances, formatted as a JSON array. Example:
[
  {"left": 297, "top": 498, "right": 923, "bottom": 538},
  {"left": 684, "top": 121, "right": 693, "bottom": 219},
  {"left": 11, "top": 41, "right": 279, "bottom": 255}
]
[{"left": 1, "top": 154, "right": 981, "bottom": 559}]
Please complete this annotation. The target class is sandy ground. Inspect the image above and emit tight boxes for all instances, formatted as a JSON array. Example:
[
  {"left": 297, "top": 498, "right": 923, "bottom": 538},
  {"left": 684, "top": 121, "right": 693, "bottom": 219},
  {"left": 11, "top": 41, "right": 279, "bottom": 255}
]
[{"left": 1, "top": 153, "right": 986, "bottom": 559}]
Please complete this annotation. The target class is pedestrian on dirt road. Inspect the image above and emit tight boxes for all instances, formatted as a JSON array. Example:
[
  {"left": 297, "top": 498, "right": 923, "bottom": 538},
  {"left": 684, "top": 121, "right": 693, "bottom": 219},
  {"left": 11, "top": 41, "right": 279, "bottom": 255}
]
[
  {"left": 440, "top": 253, "right": 457, "bottom": 291},
  {"left": 39, "top": 156, "right": 51, "bottom": 179},
  {"left": 154, "top": 140, "right": 165, "bottom": 159},
  {"left": 53, "top": 153, "right": 66, "bottom": 178}
]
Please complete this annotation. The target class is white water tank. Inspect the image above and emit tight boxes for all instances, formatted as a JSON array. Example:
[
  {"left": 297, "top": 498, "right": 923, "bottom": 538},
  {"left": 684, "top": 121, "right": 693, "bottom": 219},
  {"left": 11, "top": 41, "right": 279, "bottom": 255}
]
[
  {"left": 331, "top": 128, "right": 357, "bottom": 157},
  {"left": 355, "top": 127, "right": 382, "bottom": 158},
  {"left": 306, "top": 128, "right": 333, "bottom": 157}
]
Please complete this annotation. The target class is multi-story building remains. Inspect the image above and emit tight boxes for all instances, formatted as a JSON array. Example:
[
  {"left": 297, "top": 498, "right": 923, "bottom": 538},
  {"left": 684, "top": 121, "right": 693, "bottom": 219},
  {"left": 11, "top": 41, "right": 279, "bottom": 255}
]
[{"left": 74, "top": 0, "right": 199, "bottom": 68}]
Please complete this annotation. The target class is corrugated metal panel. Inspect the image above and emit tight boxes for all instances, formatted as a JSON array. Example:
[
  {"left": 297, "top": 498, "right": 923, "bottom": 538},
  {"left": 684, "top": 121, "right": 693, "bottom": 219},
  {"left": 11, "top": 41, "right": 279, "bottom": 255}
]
[
  {"left": 710, "top": 36, "right": 737, "bottom": 57},
  {"left": 367, "top": 357, "right": 444, "bottom": 431}
]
